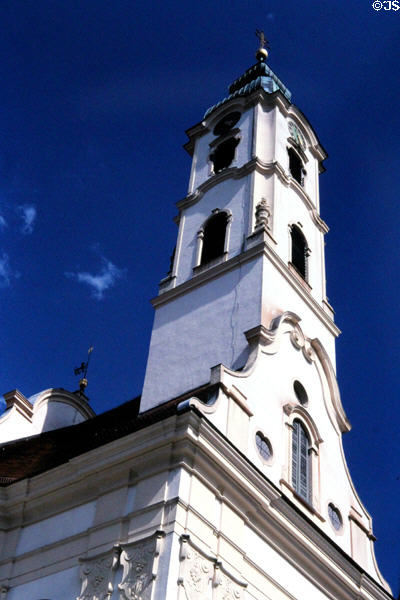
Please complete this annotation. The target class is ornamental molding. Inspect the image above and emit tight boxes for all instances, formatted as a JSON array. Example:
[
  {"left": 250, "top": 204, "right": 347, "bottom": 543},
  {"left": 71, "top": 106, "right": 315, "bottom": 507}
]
[
  {"left": 282, "top": 404, "right": 323, "bottom": 447},
  {"left": 310, "top": 338, "right": 351, "bottom": 434},
  {"left": 214, "top": 312, "right": 349, "bottom": 435},
  {"left": 77, "top": 546, "right": 120, "bottom": 600},
  {"left": 118, "top": 530, "right": 165, "bottom": 600},
  {"left": 175, "top": 157, "right": 328, "bottom": 234},
  {"left": 212, "top": 561, "right": 246, "bottom": 600},
  {"left": 254, "top": 198, "right": 271, "bottom": 231},
  {"left": 178, "top": 535, "right": 246, "bottom": 600},
  {"left": 184, "top": 88, "right": 326, "bottom": 163},
  {"left": 244, "top": 311, "right": 316, "bottom": 364},
  {"left": 152, "top": 241, "right": 339, "bottom": 339},
  {"left": 178, "top": 535, "right": 213, "bottom": 599},
  {"left": 76, "top": 531, "right": 166, "bottom": 600}
]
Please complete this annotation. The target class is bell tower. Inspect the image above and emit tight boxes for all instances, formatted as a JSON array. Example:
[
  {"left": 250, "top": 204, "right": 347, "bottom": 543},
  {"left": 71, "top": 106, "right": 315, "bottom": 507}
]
[
  {"left": 138, "top": 42, "right": 390, "bottom": 587},
  {"left": 141, "top": 38, "right": 337, "bottom": 411}
]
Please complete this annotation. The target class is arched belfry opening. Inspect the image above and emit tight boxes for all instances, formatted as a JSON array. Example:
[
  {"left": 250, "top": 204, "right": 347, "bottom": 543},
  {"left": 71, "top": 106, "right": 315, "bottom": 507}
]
[
  {"left": 290, "top": 224, "right": 308, "bottom": 279},
  {"left": 210, "top": 137, "right": 239, "bottom": 173},
  {"left": 200, "top": 211, "right": 229, "bottom": 266},
  {"left": 288, "top": 147, "right": 304, "bottom": 186}
]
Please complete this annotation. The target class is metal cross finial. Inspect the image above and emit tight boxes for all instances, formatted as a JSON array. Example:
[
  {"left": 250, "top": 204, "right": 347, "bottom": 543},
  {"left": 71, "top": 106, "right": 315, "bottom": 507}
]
[
  {"left": 255, "top": 30, "right": 270, "bottom": 50},
  {"left": 255, "top": 30, "right": 270, "bottom": 62}
]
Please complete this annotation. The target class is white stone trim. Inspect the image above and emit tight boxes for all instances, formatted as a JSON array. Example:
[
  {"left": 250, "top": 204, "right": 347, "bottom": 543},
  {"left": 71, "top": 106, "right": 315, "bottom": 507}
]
[
  {"left": 175, "top": 157, "right": 329, "bottom": 234},
  {"left": 194, "top": 208, "right": 233, "bottom": 270},
  {"left": 77, "top": 545, "right": 120, "bottom": 600}
]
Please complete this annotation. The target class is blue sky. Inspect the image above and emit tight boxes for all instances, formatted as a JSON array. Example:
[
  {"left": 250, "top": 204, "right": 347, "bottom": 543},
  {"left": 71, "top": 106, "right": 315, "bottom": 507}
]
[{"left": 1, "top": 0, "right": 399, "bottom": 591}]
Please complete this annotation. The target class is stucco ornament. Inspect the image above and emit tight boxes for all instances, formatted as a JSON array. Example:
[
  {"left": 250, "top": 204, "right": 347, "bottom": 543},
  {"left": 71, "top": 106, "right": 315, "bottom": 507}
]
[
  {"left": 77, "top": 546, "right": 120, "bottom": 600},
  {"left": 179, "top": 535, "right": 213, "bottom": 599},
  {"left": 179, "top": 536, "right": 247, "bottom": 600},
  {"left": 255, "top": 198, "right": 270, "bottom": 230},
  {"left": 118, "top": 531, "right": 164, "bottom": 600},
  {"left": 213, "top": 566, "right": 243, "bottom": 600}
]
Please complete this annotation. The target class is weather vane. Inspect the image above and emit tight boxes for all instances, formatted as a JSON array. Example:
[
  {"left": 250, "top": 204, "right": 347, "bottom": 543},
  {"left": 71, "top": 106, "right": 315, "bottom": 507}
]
[
  {"left": 255, "top": 29, "right": 270, "bottom": 62},
  {"left": 74, "top": 346, "right": 93, "bottom": 394}
]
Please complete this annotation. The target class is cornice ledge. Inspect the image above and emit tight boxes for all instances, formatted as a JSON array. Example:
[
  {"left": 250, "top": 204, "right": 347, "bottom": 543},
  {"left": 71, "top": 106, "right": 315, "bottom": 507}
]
[
  {"left": 254, "top": 159, "right": 328, "bottom": 233},
  {"left": 196, "top": 417, "right": 281, "bottom": 504},
  {"left": 3, "top": 390, "right": 33, "bottom": 421},
  {"left": 176, "top": 159, "right": 261, "bottom": 211},
  {"left": 221, "top": 382, "right": 253, "bottom": 416},
  {"left": 262, "top": 244, "right": 340, "bottom": 337},
  {"left": 360, "top": 572, "right": 393, "bottom": 599},
  {"left": 269, "top": 496, "right": 364, "bottom": 587},
  {"left": 152, "top": 240, "right": 339, "bottom": 337},
  {"left": 176, "top": 157, "right": 328, "bottom": 234},
  {"left": 151, "top": 243, "right": 263, "bottom": 308},
  {"left": 279, "top": 103, "right": 328, "bottom": 161},
  {"left": 177, "top": 394, "right": 219, "bottom": 415}
]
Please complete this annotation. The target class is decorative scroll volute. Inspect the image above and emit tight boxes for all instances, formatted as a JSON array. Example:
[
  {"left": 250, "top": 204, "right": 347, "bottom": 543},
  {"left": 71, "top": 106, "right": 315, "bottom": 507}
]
[
  {"left": 178, "top": 535, "right": 247, "bottom": 600},
  {"left": 118, "top": 530, "right": 165, "bottom": 600},
  {"left": 213, "top": 561, "right": 245, "bottom": 600},
  {"left": 178, "top": 535, "right": 213, "bottom": 600},
  {"left": 77, "top": 546, "right": 120, "bottom": 600}
]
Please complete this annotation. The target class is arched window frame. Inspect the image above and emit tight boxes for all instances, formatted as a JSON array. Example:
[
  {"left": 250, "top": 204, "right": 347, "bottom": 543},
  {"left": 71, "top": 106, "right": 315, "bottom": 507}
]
[
  {"left": 289, "top": 223, "right": 310, "bottom": 282},
  {"left": 194, "top": 209, "right": 232, "bottom": 271},
  {"left": 291, "top": 419, "right": 312, "bottom": 503},
  {"left": 209, "top": 135, "right": 240, "bottom": 175},
  {"left": 287, "top": 144, "right": 307, "bottom": 187},
  {"left": 283, "top": 406, "right": 322, "bottom": 511}
]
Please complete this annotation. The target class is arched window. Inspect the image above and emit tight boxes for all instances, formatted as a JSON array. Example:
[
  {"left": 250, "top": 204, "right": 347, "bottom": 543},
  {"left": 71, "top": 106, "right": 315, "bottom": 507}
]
[
  {"left": 288, "top": 147, "right": 304, "bottom": 186},
  {"left": 290, "top": 225, "right": 308, "bottom": 279},
  {"left": 210, "top": 137, "right": 239, "bottom": 173},
  {"left": 200, "top": 212, "right": 229, "bottom": 266},
  {"left": 292, "top": 419, "right": 311, "bottom": 502}
]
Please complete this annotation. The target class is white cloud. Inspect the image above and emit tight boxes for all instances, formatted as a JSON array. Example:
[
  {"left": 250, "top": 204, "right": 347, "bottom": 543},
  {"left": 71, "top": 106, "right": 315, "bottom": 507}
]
[
  {"left": 65, "top": 256, "right": 125, "bottom": 300},
  {"left": 18, "top": 204, "right": 37, "bottom": 234},
  {"left": 0, "top": 253, "right": 19, "bottom": 288},
  {"left": 0, "top": 215, "right": 7, "bottom": 230}
]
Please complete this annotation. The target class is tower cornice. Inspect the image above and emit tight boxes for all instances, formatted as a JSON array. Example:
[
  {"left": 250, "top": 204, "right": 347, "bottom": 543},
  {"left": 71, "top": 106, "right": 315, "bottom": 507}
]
[
  {"left": 152, "top": 239, "right": 340, "bottom": 338},
  {"left": 176, "top": 157, "right": 329, "bottom": 234},
  {"left": 185, "top": 88, "right": 327, "bottom": 164}
]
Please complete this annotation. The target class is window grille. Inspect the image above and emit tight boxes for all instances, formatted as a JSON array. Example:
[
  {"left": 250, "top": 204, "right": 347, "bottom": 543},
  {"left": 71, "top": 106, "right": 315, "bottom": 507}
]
[{"left": 292, "top": 419, "right": 311, "bottom": 503}]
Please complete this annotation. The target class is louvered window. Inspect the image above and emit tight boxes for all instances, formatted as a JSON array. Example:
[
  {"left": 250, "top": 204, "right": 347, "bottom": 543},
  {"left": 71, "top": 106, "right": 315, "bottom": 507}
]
[
  {"left": 292, "top": 419, "right": 311, "bottom": 503},
  {"left": 291, "top": 225, "right": 308, "bottom": 279}
]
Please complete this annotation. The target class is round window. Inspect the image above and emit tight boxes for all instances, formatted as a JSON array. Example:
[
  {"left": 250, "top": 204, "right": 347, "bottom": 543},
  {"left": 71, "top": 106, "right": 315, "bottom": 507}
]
[
  {"left": 293, "top": 380, "right": 308, "bottom": 406},
  {"left": 213, "top": 111, "right": 241, "bottom": 136},
  {"left": 255, "top": 431, "right": 272, "bottom": 462},
  {"left": 328, "top": 503, "right": 342, "bottom": 531}
]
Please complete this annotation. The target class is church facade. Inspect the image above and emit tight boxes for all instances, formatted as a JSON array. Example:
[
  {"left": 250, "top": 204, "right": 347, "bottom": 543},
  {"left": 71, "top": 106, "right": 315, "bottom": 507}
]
[{"left": 0, "top": 43, "right": 392, "bottom": 600}]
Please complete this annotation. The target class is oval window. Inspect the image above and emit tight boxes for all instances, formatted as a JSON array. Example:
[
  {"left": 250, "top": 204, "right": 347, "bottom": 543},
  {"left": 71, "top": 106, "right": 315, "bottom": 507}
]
[
  {"left": 255, "top": 431, "right": 272, "bottom": 462},
  {"left": 328, "top": 503, "right": 343, "bottom": 531},
  {"left": 293, "top": 380, "right": 308, "bottom": 406}
]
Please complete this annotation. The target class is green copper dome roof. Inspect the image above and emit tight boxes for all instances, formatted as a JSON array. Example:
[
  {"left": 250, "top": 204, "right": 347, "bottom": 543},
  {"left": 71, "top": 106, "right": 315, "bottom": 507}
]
[{"left": 204, "top": 61, "right": 291, "bottom": 118}]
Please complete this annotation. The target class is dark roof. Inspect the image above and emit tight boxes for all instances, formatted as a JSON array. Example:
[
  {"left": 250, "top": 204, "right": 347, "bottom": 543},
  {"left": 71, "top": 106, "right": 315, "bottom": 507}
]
[
  {"left": 204, "top": 60, "right": 291, "bottom": 118},
  {"left": 0, "top": 395, "right": 184, "bottom": 485}
]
